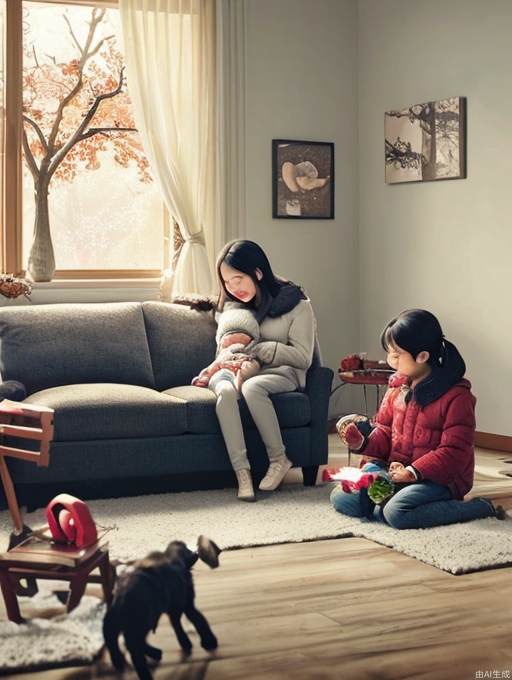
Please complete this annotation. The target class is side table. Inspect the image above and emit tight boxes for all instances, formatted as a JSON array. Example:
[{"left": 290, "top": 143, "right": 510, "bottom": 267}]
[
  {"left": 0, "top": 540, "right": 116, "bottom": 623},
  {"left": 336, "top": 369, "right": 393, "bottom": 416}
]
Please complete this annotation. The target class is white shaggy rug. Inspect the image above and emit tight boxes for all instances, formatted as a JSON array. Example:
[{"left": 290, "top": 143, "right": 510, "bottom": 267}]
[
  {"left": 1, "top": 484, "right": 511, "bottom": 576},
  {"left": 0, "top": 591, "right": 105, "bottom": 674}
]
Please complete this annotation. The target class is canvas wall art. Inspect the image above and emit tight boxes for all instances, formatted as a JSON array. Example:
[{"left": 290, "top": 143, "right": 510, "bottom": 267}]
[
  {"left": 272, "top": 140, "right": 334, "bottom": 218},
  {"left": 385, "top": 96, "right": 466, "bottom": 184}
]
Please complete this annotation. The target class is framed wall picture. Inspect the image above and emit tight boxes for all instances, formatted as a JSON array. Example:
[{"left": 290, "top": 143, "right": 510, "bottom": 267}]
[
  {"left": 385, "top": 96, "right": 466, "bottom": 184},
  {"left": 272, "top": 139, "right": 334, "bottom": 219}
]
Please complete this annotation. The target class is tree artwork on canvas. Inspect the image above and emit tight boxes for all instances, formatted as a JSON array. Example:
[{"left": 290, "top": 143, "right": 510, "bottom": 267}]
[{"left": 384, "top": 96, "right": 466, "bottom": 185}]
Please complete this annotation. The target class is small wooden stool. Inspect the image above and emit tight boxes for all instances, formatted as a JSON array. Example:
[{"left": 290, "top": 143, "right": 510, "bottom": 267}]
[{"left": 0, "top": 544, "right": 116, "bottom": 623}]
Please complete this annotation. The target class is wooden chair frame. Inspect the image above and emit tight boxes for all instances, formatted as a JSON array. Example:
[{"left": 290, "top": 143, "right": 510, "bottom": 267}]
[{"left": 0, "top": 400, "right": 54, "bottom": 535}]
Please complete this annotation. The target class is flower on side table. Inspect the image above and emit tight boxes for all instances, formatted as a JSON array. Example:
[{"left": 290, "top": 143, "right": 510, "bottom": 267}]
[{"left": 0, "top": 274, "right": 32, "bottom": 300}]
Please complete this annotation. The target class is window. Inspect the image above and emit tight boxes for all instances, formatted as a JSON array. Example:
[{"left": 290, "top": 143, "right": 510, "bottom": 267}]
[
  {"left": 3, "top": 0, "right": 169, "bottom": 281},
  {"left": 0, "top": 2, "right": 4, "bottom": 248}
]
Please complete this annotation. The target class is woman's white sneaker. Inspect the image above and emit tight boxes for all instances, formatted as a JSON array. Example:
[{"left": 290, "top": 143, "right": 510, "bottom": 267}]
[
  {"left": 235, "top": 468, "right": 256, "bottom": 502},
  {"left": 258, "top": 457, "right": 293, "bottom": 491}
]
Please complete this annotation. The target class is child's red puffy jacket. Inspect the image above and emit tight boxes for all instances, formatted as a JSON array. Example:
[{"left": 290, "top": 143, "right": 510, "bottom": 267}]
[{"left": 362, "top": 377, "right": 476, "bottom": 499}]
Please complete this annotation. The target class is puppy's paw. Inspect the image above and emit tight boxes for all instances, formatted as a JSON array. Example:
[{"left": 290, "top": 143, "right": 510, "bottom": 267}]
[
  {"left": 201, "top": 634, "right": 218, "bottom": 651},
  {"left": 111, "top": 657, "right": 126, "bottom": 674},
  {"left": 180, "top": 644, "right": 193, "bottom": 660},
  {"left": 144, "top": 645, "right": 162, "bottom": 663}
]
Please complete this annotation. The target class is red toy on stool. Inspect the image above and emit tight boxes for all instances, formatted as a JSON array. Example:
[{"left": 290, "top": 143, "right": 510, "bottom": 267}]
[{"left": 46, "top": 493, "right": 98, "bottom": 548}]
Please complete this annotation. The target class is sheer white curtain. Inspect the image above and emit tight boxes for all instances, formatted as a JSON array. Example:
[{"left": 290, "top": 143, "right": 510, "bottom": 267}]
[
  {"left": 215, "top": 0, "right": 246, "bottom": 247},
  {"left": 119, "top": 0, "right": 217, "bottom": 296}
]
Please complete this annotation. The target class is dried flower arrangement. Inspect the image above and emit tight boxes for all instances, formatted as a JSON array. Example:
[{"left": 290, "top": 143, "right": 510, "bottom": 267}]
[{"left": 0, "top": 274, "right": 32, "bottom": 300}]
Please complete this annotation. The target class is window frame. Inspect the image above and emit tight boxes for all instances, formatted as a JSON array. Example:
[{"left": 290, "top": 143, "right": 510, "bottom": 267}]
[{"left": 2, "top": 0, "right": 169, "bottom": 280}]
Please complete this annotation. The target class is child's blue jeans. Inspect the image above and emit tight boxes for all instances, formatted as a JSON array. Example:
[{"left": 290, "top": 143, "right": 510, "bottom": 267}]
[{"left": 330, "top": 463, "right": 496, "bottom": 529}]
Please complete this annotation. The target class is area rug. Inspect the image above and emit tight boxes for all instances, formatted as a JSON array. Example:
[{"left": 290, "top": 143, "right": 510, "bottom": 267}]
[
  {"left": 1, "top": 484, "right": 512, "bottom": 576},
  {"left": 0, "top": 591, "right": 105, "bottom": 675}
]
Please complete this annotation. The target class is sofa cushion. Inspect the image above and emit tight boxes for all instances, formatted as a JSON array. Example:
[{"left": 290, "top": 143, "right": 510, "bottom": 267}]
[
  {"left": 0, "top": 302, "right": 155, "bottom": 394},
  {"left": 164, "top": 385, "right": 218, "bottom": 433},
  {"left": 164, "top": 385, "right": 311, "bottom": 434},
  {"left": 25, "top": 384, "right": 187, "bottom": 441},
  {"left": 142, "top": 302, "right": 217, "bottom": 390}
]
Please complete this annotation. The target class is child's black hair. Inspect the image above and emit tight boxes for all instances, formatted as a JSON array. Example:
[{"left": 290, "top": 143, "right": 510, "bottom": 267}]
[
  {"left": 380, "top": 309, "right": 445, "bottom": 366},
  {"left": 380, "top": 309, "right": 467, "bottom": 406}
]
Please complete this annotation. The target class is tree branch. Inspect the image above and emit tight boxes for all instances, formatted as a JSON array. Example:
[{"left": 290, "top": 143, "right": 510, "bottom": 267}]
[
  {"left": 80, "top": 126, "right": 137, "bottom": 141},
  {"left": 81, "top": 8, "right": 106, "bottom": 64},
  {"left": 47, "top": 7, "right": 106, "bottom": 155},
  {"left": 32, "top": 45, "right": 39, "bottom": 68},
  {"left": 23, "top": 114, "right": 49, "bottom": 154},
  {"left": 48, "top": 126, "right": 136, "bottom": 176},
  {"left": 88, "top": 34, "right": 115, "bottom": 60},
  {"left": 22, "top": 127, "right": 40, "bottom": 181},
  {"left": 49, "top": 67, "right": 126, "bottom": 177},
  {"left": 63, "top": 13, "right": 83, "bottom": 54}
]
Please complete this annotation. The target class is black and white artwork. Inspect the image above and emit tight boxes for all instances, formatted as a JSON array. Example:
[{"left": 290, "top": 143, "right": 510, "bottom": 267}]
[
  {"left": 272, "top": 140, "right": 334, "bottom": 218},
  {"left": 385, "top": 96, "right": 466, "bottom": 184}
]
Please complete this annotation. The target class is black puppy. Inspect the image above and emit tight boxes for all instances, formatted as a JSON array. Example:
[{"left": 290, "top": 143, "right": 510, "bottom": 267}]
[{"left": 103, "top": 535, "right": 221, "bottom": 680}]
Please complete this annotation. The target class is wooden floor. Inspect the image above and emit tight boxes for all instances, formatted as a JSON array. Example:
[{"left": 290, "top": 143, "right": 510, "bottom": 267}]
[{"left": 6, "top": 436, "right": 512, "bottom": 680}]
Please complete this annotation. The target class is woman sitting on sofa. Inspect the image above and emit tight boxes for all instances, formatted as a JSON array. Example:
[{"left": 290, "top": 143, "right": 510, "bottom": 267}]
[{"left": 211, "top": 239, "right": 317, "bottom": 502}]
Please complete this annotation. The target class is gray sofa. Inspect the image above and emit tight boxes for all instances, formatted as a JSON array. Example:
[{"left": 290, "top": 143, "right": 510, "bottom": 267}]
[{"left": 0, "top": 301, "right": 333, "bottom": 504}]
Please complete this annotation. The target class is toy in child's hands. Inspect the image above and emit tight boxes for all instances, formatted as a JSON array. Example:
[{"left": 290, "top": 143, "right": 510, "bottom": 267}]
[
  {"left": 343, "top": 423, "right": 365, "bottom": 451},
  {"left": 336, "top": 414, "right": 373, "bottom": 451},
  {"left": 323, "top": 466, "right": 395, "bottom": 505}
]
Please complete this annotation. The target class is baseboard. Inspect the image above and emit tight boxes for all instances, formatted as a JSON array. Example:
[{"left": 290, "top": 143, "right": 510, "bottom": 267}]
[{"left": 475, "top": 431, "right": 512, "bottom": 454}]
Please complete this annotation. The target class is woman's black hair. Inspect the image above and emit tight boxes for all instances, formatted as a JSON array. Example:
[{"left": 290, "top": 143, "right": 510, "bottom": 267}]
[
  {"left": 380, "top": 309, "right": 445, "bottom": 366},
  {"left": 216, "top": 240, "right": 287, "bottom": 311}
]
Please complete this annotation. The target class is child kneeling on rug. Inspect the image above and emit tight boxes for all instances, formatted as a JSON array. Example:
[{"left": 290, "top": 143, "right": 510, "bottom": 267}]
[{"left": 331, "top": 309, "right": 505, "bottom": 529}]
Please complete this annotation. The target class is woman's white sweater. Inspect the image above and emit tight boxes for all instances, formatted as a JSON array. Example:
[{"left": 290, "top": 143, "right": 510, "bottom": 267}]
[{"left": 254, "top": 299, "right": 316, "bottom": 389}]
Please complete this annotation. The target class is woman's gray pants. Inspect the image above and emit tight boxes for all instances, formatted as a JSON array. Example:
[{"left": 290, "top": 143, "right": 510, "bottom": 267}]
[{"left": 214, "top": 373, "right": 297, "bottom": 471}]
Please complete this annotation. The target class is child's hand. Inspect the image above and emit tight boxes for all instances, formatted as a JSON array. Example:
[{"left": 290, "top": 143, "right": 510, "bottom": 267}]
[
  {"left": 389, "top": 467, "right": 415, "bottom": 483},
  {"left": 219, "top": 358, "right": 244, "bottom": 372},
  {"left": 191, "top": 375, "right": 209, "bottom": 387}
]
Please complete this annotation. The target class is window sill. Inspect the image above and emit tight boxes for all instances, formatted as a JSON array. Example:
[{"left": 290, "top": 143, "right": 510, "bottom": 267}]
[
  {"left": 26, "top": 278, "right": 162, "bottom": 305},
  {"left": 30, "top": 278, "right": 161, "bottom": 290}
]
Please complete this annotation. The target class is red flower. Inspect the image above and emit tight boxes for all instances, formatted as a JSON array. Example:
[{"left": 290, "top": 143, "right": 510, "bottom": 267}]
[{"left": 340, "top": 354, "right": 363, "bottom": 371}]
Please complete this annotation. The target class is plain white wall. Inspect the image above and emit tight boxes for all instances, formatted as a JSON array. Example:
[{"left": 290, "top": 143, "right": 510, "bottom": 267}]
[
  {"left": 244, "top": 0, "right": 359, "bottom": 414},
  {"left": 358, "top": 0, "right": 512, "bottom": 435}
]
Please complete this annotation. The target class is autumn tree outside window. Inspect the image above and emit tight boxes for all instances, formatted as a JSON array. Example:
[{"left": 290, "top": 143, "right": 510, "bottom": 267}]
[{"left": 2, "top": 0, "right": 171, "bottom": 281}]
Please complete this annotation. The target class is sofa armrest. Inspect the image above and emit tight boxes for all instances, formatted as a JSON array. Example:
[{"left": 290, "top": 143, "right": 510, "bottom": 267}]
[{"left": 305, "top": 366, "right": 333, "bottom": 465}]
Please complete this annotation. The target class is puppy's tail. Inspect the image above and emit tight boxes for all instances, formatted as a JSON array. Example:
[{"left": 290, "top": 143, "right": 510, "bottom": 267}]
[{"left": 103, "top": 607, "right": 126, "bottom": 672}]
